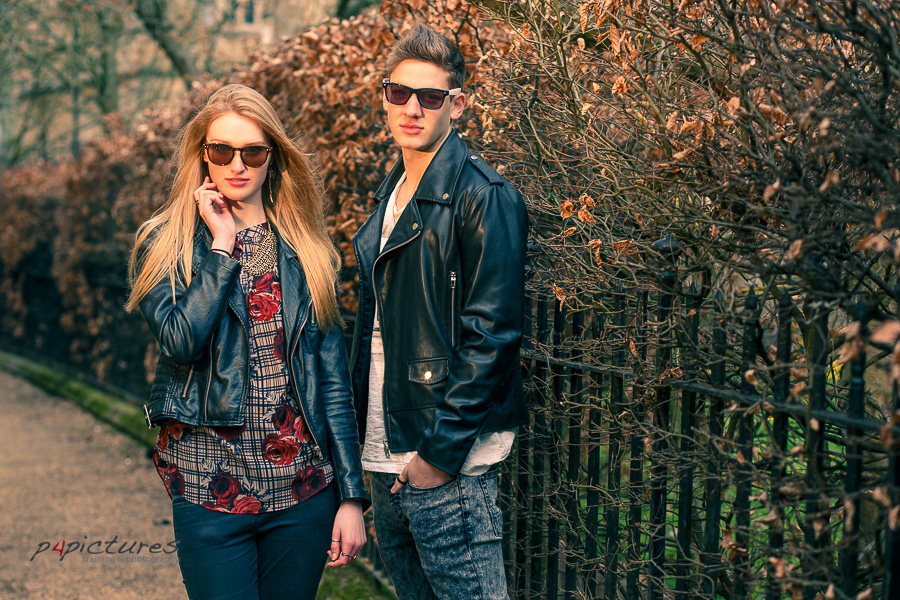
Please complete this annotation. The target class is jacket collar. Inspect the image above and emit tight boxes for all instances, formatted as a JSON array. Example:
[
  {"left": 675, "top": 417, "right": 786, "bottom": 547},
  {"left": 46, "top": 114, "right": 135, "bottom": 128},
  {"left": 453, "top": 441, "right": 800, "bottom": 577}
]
[{"left": 372, "top": 128, "right": 468, "bottom": 206}]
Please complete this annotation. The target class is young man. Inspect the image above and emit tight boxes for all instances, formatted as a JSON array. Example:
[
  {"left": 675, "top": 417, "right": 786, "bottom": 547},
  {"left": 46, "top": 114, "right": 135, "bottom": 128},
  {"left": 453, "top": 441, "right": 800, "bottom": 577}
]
[{"left": 349, "top": 23, "right": 528, "bottom": 600}]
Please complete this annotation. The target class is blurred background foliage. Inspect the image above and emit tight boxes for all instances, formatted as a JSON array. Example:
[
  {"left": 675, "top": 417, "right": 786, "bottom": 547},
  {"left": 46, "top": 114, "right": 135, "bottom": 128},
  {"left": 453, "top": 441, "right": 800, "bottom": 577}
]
[{"left": 2, "top": 0, "right": 897, "bottom": 410}]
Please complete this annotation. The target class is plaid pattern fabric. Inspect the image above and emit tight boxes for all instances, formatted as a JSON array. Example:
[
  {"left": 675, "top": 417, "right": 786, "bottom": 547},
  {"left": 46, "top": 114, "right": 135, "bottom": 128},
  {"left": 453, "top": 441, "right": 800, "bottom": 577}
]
[{"left": 153, "top": 223, "right": 334, "bottom": 514}]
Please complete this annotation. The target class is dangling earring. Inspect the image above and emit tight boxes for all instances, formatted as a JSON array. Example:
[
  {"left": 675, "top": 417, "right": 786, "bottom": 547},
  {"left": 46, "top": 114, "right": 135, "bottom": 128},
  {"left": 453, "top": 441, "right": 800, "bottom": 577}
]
[{"left": 267, "top": 170, "right": 275, "bottom": 204}]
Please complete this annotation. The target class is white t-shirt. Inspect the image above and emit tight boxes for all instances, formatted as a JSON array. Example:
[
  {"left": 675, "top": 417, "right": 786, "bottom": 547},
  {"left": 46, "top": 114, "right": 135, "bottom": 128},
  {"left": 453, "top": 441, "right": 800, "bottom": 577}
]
[{"left": 360, "top": 174, "right": 515, "bottom": 475}]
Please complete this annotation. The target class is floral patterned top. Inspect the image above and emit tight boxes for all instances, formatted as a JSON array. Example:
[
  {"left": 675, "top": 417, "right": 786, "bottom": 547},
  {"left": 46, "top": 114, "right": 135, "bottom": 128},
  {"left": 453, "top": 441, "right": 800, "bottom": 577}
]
[{"left": 153, "top": 223, "right": 334, "bottom": 513}]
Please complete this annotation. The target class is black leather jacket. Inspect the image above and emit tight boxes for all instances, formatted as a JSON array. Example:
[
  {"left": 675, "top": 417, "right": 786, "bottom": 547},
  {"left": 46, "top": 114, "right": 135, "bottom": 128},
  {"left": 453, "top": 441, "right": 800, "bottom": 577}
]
[
  {"left": 349, "top": 130, "right": 528, "bottom": 476},
  {"left": 139, "top": 224, "right": 369, "bottom": 507}
]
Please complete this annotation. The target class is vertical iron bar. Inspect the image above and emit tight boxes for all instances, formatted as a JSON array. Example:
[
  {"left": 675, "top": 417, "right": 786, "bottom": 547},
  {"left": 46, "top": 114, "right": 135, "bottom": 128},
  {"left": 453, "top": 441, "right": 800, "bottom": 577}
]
[
  {"left": 676, "top": 289, "right": 700, "bottom": 597},
  {"left": 530, "top": 297, "right": 549, "bottom": 598},
  {"left": 565, "top": 310, "right": 585, "bottom": 599},
  {"left": 887, "top": 266, "right": 900, "bottom": 600},
  {"left": 515, "top": 293, "right": 534, "bottom": 599},
  {"left": 840, "top": 301, "right": 867, "bottom": 597},
  {"left": 734, "top": 290, "right": 758, "bottom": 599},
  {"left": 885, "top": 378, "right": 900, "bottom": 600},
  {"left": 766, "top": 293, "right": 794, "bottom": 600},
  {"left": 649, "top": 236, "right": 679, "bottom": 599},
  {"left": 586, "top": 298, "right": 605, "bottom": 599},
  {"left": 605, "top": 287, "right": 626, "bottom": 599},
  {"left": 803, "top": 304, "right": 831, "bottom": 600},
  {"left": 626, "top": 291, "right": 648, "bottom": 600},
  {"left": 547, "top": 300, "right": 566, "bottom": 600},
  {"left": 703, "top": 292, "right": 727, "bottom": 597}
]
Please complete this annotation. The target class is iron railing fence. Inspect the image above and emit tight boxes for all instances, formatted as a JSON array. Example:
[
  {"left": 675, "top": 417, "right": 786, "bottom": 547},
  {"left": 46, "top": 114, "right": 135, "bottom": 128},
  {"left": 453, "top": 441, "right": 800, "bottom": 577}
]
[{"left": 498, "top": 276, "right": 900, "bottom": 600}]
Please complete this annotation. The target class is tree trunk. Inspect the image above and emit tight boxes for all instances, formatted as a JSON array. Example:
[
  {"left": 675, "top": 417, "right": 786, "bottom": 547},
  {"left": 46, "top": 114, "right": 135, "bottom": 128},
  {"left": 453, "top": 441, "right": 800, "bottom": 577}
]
[{"left": 133, "top": 0, "right": 198, "bottom": 89}]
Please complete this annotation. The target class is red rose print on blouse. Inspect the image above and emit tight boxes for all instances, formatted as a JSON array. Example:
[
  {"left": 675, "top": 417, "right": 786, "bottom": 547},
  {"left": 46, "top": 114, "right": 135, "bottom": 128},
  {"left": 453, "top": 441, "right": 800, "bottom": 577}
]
[
  {"left": 233, "top": 239, "right": 243, "bottom": 261},
  {"left": 156, "top": 420, "right": 189, "bottom": 451},
  {"left": 291, "top": 466, "right": 328, "bottom": 502},
  {"left": 263, "top": 433, "right": 300, "bottom": 465},
  {"left": 273, "top": 327, "right": 286, "bottom": 363},
  {"left": 153, "top": 455, "right": 186, "bottom": 497},
  {"left": 208, "top": 471, "right": 242, "bottom": 507},
  {"left": 253, "top": 272, "right": 274, "bottom": 293},
  {"left": 169, "top": 420, "right": 187, "bottom": 440},
  {"left": 248, "top": 291, "right": 279, "bottom": 322},
  {"left": 200, "top": 501, "right": 232, "bottom": 512},
  {"left": 293, "top": 414, "right": 311, "bottom": 443},
  {"left": 231, "top": 495, "right": 262, "bottom": 514},
  {"left": 272, "top": 403, "right": 297, "bottom": 435},
  {"left": 156, "top": 428, "right": 169, "bottom": 452}
]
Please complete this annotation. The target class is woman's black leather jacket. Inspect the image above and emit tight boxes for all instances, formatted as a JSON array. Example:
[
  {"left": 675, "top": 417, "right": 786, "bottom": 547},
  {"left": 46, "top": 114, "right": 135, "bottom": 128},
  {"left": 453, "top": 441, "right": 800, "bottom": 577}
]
[
  {"left": 139, "top": 224, "right": 369, "bottom": 507},
  {"left": 349, "top": 130, "right": 529, "bottom": 477}
]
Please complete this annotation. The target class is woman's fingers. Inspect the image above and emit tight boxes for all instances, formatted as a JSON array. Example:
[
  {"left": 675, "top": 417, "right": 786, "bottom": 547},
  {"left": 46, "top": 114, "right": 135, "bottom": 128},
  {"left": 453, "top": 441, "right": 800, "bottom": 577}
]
[
  {"left": 193, "top": 178, "right": 224, "bottom": 209},
  {"left": 325, "top": 503, "right": 366, "bottom": 568}
]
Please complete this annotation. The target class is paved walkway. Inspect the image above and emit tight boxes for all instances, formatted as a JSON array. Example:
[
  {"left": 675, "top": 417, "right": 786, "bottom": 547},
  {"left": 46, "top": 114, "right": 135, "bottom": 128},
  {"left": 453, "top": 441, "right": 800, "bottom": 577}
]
[{"left": 0, "top": 370, "right": 185, "bottom": 599}]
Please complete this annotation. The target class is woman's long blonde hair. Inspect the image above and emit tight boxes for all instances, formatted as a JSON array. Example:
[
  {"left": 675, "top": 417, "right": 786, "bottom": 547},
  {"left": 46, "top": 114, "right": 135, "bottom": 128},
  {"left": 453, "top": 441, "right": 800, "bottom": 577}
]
[{"left": 126, "top": 84, "right": 342, "bottom": 328}]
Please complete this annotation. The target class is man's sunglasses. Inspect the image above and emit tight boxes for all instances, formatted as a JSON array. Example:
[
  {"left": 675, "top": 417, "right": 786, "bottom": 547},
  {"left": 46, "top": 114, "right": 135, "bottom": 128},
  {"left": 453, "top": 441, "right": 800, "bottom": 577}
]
[
  {"left": 382, "top": 80, "right": 461, "bottom": 110},
  {"left": 203, "top": 143, "right": 272, "bottom": 168}
]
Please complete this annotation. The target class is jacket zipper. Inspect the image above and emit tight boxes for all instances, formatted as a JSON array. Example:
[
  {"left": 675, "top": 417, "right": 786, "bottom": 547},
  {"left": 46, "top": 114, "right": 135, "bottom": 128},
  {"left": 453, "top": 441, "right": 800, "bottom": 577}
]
[
  {"left": 181, "top": 366, "right": 194, "bottom": 397},
  {"left": 371, "top": 226, "right": 420, "bottom": 456},
  {"left": 288, "top": 298, "right": 322, "bottom": 455},
  {"left": 450, "top": 271, "right": 458, "bottom": 348},
  {"left": 204, "top": 338, "right": 213, "bottom": 421}
]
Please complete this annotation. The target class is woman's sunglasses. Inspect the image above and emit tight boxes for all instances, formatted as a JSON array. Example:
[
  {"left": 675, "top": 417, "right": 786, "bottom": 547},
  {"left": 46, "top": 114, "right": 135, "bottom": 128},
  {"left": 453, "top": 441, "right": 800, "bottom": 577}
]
[
  {"left": 203, "top": 143, "right": 272, "bottom": 168},
  {"left": 382, "top": 80, "right": 461, "bottom": 110}
]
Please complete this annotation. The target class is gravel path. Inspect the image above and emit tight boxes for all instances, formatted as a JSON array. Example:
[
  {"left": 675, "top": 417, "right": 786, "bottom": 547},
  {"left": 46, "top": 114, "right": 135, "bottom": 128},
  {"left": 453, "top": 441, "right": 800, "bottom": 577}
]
[{"left": 0, "top": 370, "right": 186, "bottom": 600}]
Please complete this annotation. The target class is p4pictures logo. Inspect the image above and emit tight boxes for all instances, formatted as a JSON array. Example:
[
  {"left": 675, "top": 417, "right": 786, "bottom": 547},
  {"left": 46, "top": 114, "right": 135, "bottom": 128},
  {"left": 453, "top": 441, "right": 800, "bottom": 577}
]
[{"left": 30, "top": 535, "right": 177, "bottom": 564}]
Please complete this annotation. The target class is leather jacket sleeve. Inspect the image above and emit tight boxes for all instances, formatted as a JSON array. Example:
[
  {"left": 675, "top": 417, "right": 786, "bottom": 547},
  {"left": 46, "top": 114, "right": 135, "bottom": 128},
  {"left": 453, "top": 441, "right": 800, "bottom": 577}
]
[
  {"left": 317, "top": 317, "right": 371, "bottom": 509},
  {"left": 416, "top": 181, "right": 528, "bottom": 475},
  {"left": 139, "top": 252, "right": 241, "bottom": 364}
]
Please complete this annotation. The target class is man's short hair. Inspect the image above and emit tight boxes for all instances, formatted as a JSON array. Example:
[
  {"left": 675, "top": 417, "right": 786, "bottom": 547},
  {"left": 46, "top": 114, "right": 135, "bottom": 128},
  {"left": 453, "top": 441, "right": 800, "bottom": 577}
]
[{"left": 386, "top": 23, "right": 466, "bottom": 90}]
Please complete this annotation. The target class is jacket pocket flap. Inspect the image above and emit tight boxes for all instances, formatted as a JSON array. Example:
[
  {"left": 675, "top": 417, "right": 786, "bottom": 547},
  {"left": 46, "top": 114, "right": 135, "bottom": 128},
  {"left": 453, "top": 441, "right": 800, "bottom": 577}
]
[{"left": 408, "top": 357, "right": 449, "bottom": 384}]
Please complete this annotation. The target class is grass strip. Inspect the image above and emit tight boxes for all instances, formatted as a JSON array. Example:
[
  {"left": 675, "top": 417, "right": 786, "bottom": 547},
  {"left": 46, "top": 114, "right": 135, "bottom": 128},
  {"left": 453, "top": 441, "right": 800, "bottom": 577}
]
[{"left": 0, "top": 350, "right": 157, "bottom": 447}]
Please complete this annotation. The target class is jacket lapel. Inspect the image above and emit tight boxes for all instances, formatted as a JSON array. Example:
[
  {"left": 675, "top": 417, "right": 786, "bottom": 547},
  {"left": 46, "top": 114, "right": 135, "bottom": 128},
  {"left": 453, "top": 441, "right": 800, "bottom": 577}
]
[{"left": 275, "top": 227, "right": 309, "bottom": 351}]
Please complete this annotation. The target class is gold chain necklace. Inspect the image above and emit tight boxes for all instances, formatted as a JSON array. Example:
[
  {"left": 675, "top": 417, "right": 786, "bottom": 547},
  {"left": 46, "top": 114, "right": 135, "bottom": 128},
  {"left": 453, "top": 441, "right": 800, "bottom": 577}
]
[{"left": 240, "top": 226, "right": 277, "bottom": 277}]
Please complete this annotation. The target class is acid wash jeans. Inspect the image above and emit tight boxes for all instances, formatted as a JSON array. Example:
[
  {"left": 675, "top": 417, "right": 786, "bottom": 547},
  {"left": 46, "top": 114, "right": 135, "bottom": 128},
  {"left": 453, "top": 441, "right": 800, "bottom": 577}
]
[{"left": 368, "top": 467, "right": 510, "bottom": 600}]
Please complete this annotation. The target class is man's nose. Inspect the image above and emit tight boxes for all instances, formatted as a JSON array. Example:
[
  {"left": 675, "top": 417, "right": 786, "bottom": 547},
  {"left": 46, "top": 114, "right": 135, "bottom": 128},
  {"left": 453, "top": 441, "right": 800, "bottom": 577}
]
[{"left": 402, "top": 94, "right": 424, "bottom": 117}]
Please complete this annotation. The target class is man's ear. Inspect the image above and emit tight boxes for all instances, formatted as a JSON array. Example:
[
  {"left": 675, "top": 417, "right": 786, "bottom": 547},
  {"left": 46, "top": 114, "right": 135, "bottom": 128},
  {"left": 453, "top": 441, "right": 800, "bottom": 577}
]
[{"left": 450, "top": 92, "right": 467, "bottom": 121}]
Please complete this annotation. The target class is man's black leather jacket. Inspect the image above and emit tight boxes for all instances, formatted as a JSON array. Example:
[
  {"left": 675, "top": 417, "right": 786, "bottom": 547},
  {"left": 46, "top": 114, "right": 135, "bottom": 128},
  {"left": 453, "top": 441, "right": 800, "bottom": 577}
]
[
  {"left": 139, "top": 224, "right": 369, "bottom": 507},
  {"left": 349, "top": 130, "right": 528, "bottom": 477}
]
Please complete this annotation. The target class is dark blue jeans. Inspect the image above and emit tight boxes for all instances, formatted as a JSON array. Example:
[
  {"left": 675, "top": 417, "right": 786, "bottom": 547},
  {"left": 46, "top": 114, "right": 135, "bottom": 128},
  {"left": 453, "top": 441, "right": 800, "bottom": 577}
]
[
  {"left": 369, "top": 468, "right": 510, "bottom": 600},
  {"left": 171, "top": 484, "right": 336, "bottom": 600}
]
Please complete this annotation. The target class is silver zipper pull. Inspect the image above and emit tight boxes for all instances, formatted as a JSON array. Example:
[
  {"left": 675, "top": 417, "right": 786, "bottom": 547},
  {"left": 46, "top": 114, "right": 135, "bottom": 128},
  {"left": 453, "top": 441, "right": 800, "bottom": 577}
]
[
  {"left": 450, "top": 271, "right": 457, "bottom": 288},
  {"left": 383, "top": 439, "right": 391, "bottom": 458}
]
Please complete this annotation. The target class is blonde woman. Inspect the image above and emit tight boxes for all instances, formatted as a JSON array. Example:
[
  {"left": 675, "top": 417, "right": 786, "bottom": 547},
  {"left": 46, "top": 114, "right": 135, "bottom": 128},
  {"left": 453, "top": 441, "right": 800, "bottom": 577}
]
[{"left": 127, "top": 84, "right": 367, "bottom": 600}]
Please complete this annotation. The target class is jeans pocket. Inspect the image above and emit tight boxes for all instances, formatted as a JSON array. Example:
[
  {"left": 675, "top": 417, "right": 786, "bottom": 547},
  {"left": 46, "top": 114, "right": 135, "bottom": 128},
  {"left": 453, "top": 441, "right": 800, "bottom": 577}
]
[
  {"left": 406, "top": 475, "right": 458, "bottom": 493},
  {"left": 479, "top": 470, "right": 504, "bottom": 539}
]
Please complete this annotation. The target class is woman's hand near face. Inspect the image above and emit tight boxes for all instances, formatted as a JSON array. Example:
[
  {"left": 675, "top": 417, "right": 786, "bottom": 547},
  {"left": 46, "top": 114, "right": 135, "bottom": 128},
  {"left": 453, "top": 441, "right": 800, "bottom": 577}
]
[
  {"left": 194, "top": 177, "right": 236, "bottom": 254},
  {"left": 325, "top": 500, "right": 366, "bottom": 568}
]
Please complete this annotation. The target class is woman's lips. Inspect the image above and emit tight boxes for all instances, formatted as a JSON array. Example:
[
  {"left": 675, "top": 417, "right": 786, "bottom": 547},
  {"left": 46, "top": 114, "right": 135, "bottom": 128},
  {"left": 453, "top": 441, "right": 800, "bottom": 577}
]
[
  {"left": 225, "top": 178, "right": 249, "bottom": 187},
  {"left": 399, "top": 124, "right": 422, "bottom": 134}
]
